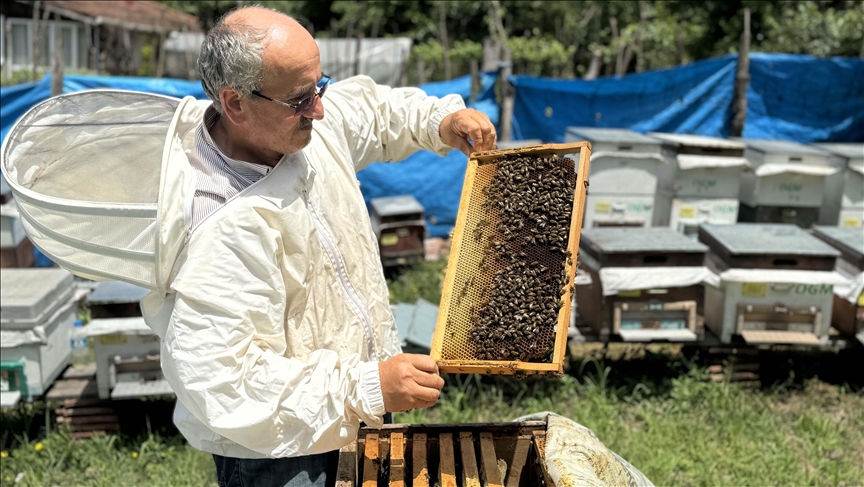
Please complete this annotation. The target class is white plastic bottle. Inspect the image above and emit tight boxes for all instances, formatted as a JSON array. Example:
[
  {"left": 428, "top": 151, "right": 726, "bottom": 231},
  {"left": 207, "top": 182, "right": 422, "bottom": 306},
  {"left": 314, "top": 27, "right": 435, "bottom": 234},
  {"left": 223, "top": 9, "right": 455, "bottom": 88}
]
[{"left": 70, "top": 320, "right": 89, "bottom": 367}]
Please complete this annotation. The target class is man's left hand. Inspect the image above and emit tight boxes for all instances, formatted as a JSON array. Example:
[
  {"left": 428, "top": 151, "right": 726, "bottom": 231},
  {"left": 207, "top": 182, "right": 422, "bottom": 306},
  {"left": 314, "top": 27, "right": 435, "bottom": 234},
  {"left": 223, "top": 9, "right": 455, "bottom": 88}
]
[{"left": 440, "top": 109, "right": 497, "bottom": 156}]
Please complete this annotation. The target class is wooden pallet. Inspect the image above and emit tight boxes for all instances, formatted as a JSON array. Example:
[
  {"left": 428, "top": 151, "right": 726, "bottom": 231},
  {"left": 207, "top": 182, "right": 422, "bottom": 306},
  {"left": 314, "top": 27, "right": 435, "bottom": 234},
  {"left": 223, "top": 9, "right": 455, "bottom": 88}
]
[
  {"left": 707, "top": 347, "right": 761, "bottom": 388},
  {"left": 55, "top": 397, "right": 119, "bottom": 439},
  {"left": 337, "top": 422, "right": 553, "bottom": 487},
  {"left": 431, "top": 142, "right": 592, "bottom": 375}
]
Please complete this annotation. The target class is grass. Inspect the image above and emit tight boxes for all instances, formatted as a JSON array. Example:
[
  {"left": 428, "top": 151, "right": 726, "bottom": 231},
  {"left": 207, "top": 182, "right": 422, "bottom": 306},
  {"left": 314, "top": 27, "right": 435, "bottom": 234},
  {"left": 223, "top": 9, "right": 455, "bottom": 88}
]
[
  {"left": 1, "top": 372, "right": 861, "bottom": 487},
  {"left": 2, "top": 262, "right": 862, "bottom": 486}
]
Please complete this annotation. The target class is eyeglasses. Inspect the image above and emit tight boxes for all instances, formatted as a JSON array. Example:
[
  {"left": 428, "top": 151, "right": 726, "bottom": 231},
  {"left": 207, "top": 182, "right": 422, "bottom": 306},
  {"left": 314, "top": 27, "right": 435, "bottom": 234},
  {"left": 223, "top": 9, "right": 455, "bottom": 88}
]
[{"left": 251, "top": 75, "right": 331, "bottom": 117}]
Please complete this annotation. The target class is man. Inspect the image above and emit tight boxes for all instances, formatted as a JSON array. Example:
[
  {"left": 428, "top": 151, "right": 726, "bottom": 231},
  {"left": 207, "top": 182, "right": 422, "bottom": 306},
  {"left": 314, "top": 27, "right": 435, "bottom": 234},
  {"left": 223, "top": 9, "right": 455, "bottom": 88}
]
[{"left": 145, "top": 6, "right": 497, "bottom": 487}]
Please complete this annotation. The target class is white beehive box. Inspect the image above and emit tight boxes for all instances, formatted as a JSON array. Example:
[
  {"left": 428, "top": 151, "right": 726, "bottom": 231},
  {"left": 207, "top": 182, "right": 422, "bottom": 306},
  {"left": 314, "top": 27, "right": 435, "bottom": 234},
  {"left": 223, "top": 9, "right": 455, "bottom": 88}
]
[
  {"left": 699, "top": 224, "right": 847, "bottom": 345},
  {"left": 812, "top": 226, "right": 864, "bottom": 344},
  {"left": 84, "top": 317, "right": 168, "bottom": 400},
  {"left": 565, "top": 127, "right": 668, "bottom": 228},
  {"left": 738, "top": 140, "right": 838, "bottom": 228},
  {"left": 0, "top": 268, "right": 76, "bottom": 399},
  {"left": 812, "top": 143, "right": 864, "bottom": 228},
  {"left": 1, "top": 200, "right": 27, "bottom": 248},
  {"left": 649, "top": 133, "right": 749, "bottom": 235}
]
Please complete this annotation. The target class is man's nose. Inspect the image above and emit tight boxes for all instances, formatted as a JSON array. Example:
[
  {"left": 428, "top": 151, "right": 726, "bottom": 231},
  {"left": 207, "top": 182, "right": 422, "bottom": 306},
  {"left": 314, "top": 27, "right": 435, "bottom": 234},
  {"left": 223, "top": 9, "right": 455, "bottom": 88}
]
[{"left": 308, "top": 95, "right": 325, "bottom": 120}]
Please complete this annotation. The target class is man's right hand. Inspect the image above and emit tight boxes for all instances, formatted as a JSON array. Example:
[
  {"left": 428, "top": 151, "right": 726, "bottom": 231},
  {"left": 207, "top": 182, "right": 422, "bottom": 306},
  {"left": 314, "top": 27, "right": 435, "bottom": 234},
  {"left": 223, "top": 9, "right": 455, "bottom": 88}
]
[{"left": 378, "top": 354, "right": 445, "bottom": 412}]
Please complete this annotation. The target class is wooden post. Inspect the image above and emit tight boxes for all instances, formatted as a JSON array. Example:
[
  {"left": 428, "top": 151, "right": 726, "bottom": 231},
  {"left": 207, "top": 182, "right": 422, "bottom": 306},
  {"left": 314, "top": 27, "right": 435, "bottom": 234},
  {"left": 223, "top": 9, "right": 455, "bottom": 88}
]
[
  {"left": 730, "top": 7, "right": 751, "bottom": 138},
  {"left": 416, "top": 57, "right": 426, "bottom": 85},
  {"left": 92, "top": 24, "right": 100, "bottom": 72},
  {"left": 469, "top": 58, "right": 479, "bottom": 102},
  {"left": 50, "top": 13, "right": 63, "bottom": 97},
  {"left": 489, "top": 0, "right": 512, "bottom": 141},
  {"left": 155, "top": 31, "right": 166, "bottom": 78},
  {"left": 499, "top": 49, "right": 514, "bottom": 142},
  {"left": 438, "top": 1, "right": 451, "bottom": 80}
]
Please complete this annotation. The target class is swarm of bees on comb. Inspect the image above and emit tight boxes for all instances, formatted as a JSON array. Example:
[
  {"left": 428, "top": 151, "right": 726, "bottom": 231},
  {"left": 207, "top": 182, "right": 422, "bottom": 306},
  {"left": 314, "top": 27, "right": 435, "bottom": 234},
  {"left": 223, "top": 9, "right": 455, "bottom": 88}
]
[{"left": 469, "top": 155, "right": 576, "bottom": 361}]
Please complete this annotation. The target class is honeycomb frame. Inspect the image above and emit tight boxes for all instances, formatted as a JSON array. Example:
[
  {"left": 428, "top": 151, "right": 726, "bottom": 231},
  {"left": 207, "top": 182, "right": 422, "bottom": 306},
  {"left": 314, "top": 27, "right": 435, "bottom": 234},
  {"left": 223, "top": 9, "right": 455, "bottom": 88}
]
[{"left": 431, "top": 142, "right": 592, "bottom": 375}]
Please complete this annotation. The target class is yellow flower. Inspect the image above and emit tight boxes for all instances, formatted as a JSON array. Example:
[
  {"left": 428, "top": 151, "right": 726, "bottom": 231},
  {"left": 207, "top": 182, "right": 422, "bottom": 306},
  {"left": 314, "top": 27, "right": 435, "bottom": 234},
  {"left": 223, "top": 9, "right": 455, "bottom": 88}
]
[
  {"left": 34, "top": 442, "right": 43, "bottom": 451},
  {"left": 131, "top": 452, "right": 139, "bottom": 459},
  {"left": 0, "top": 450, "right": 7, "bottom": 458},
  {"left": 4, "top": 477, "right": 10, "bottom": 482}
]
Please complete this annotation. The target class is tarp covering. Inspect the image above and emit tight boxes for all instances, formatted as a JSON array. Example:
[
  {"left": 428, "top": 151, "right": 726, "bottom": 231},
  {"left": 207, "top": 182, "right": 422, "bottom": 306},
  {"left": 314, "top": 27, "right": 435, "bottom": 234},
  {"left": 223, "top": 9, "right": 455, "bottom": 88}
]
[
  {"left": 0, "top": 74, "right": 207, "bottom": 143},
  {"left": 357, "top": 71, "right": 499, "bottom": 238},
  {"left": 0, "top": 72, "right": 496, "bottom": 239},
  {"left": 511, "top": 53, "right": 864, "bottom": 143},
  {"left": 597, "top": 266, "right": 720, "bottom": 296}
]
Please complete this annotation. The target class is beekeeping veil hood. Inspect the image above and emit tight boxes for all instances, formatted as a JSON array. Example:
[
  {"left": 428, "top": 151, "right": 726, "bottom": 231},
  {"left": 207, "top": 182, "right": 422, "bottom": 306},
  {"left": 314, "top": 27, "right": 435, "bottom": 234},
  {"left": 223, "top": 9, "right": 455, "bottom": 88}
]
[{"left": 0, "top": 91, "right": 210, "bottom": 295}]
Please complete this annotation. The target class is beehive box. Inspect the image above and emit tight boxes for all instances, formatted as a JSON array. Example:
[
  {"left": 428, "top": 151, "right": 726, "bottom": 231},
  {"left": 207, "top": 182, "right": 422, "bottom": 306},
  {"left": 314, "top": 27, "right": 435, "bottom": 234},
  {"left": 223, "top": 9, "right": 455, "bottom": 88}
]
[
  {"left": 564, "top": 128, "right": 667, "bottom": 228},
  {"left": 811, "top": 226, "right": 864, "bottom": 343},
  {"left": 430, "top": 142, "right": 591, "bottom": 375},
  {"left": 813, "top": 143, "right": 864, "bottom": 228},
  {"left": 336, "top": 421, "right": 550, "bottom": 487},
  {"left": 699, "top": 224, "right": 844, "bottom": 345},
  {"left": 1, "top": 269, "right": 76, "bottom": 398}
]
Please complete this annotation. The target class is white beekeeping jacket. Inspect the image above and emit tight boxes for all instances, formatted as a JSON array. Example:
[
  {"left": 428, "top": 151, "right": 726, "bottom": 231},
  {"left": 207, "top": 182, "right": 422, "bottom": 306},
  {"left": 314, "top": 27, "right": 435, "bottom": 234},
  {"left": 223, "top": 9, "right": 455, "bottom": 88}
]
[{"left": 1, "top": 77, "right": 464, "bottom": 458}]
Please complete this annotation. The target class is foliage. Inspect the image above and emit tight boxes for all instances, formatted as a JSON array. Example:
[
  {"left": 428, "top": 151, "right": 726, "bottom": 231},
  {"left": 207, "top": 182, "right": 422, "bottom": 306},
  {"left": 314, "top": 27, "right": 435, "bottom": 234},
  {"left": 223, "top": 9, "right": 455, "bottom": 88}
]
[
  {"left": 386, "top": 259, "right": 447, "bottom": 305},
  {"left": 759, "top": 1, "right": 864, "bottom": 57},
  {"left": 156, "top": 0, "right": 863, "bottom": 82}
]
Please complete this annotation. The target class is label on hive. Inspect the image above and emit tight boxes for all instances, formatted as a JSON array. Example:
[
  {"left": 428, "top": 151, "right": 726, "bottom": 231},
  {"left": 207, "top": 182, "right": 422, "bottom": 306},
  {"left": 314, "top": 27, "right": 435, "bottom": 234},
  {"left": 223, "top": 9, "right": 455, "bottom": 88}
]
[
  {"left": 679, "top": 206, "right": 696, "bottom": 218},
  {"left": 595, "top": 201, "right": 611, "bottom": 213},
  {"left": 381, "top": 233, "right": 399, "bottom": 246},
  {"left": 100, "top": 334, "right": 128, "bottom": 345},
  {"left": 618, "top": 290, "right": 642, "bottom": 298},
  {"left": 741, "top": 282, "right": 767, "bottom": 297}
]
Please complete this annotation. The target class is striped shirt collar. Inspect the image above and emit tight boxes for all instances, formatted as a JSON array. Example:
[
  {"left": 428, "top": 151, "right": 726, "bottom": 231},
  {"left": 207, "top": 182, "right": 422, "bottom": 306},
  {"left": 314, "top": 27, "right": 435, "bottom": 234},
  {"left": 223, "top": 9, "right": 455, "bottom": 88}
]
[{"left": 201, "top": 107, "right": 272, "bottom": 179}]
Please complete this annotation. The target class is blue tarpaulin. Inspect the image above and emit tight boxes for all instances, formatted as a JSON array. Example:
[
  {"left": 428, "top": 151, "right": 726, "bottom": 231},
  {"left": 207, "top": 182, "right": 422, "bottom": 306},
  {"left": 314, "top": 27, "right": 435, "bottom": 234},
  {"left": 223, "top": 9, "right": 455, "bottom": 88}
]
[
  {"left": 0, "top": 71, "right": 498, "bottom": 238},
  {"left": 510, "top": 53, "right": 864, "bottom": 143},
  {"left": 356, "top": 71, "right": 499, "bottom": 238},
  {"left": 0, "top": 74, "right": 207, "bottom": 143}
]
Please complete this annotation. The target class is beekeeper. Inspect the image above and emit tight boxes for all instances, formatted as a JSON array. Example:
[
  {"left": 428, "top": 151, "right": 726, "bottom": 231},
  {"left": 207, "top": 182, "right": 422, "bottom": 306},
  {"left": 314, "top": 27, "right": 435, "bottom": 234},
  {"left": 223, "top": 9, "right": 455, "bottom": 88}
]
[{"left": 140, "top": 5, "right": 496, "bottom": 486}]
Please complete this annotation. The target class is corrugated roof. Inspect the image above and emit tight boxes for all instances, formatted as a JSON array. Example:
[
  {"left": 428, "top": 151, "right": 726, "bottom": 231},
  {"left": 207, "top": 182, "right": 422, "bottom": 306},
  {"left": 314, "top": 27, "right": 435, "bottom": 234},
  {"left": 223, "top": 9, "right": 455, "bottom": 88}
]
[
  {"left": 38, "top": 0, "right": 200, "bottom": 32},
  {"left": 648, "top": 132, "right": 746, "bottom": 150},
  {"left": 812, "top": 226, "right": 864, "bottom": 259},
  {"left": 581, "top": 228, "right": 708, "bottom": 254},
  {"left": 700, "top": 224, "right": 840, "bottom": 256},
  {"left": 370, "top": 195, "right": 424, "bottom": 217},
  {"left": 812, "top": 143, "right": 864, "bottom": 161},
  {"left": 740, "top": 139, "right": 830, "bottom": 156},
  {"left": 86, "top": 280, "right": 149, "bottom": 305},
  {"left": 565, "top": 127, "right": 661, "bottom": 145}
]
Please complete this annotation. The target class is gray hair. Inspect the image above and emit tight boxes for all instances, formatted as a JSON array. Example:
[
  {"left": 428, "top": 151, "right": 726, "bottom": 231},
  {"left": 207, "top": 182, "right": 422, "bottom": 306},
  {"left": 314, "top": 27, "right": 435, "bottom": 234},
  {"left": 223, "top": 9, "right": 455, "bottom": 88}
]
[{"left": 198, "top": 6, "right": 286, "bottom": 113}]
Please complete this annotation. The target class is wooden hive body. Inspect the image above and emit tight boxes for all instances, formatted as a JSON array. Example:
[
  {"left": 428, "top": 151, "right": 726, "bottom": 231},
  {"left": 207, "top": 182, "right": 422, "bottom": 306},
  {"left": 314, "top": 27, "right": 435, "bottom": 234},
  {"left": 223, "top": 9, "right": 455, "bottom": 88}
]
[{"left": 336, "top": 422, "right": 552, "bottom": 487}]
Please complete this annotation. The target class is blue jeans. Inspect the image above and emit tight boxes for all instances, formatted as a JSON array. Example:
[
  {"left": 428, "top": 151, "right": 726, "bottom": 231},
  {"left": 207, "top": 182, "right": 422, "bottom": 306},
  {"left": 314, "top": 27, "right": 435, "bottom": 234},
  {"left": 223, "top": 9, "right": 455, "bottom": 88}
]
[
  {"left": 213, "top": 451, "right": 339, "bottom": 487},
  {"left": 213, "top": 414, "right": 392, "bottom": 487}
]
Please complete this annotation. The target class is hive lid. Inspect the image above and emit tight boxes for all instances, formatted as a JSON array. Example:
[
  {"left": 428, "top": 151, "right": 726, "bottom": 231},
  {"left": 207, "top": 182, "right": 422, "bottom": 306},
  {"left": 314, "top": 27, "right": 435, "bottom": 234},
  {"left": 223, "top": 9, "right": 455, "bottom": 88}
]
[
  {"left": 370, "top": 195, "right": 424, "bottom": 217},
  {"left": 86, "top": 280, "right": 150, "bottom": 305},
  {"left": 812, "top": 143, "right": 864, "bottom": 161},
  {"left": 619, "top": 329, "right": 698, "bottom": 342},
  {"left": 812, "top": 226, "right": 864, "bottom": 262},
  {"left": 581, "top": 227, "right": 708, "bottom": 254},
  {"left": 740, "top": 139, "right": 830, "bottom": 157},
  {"left": 700, "top": 224, "right": 840, "bottom": 257},
  {"left": 0, "top": 268, "right": 75, "bottom": 324},
  {"left": 83, "top": 317, "right": 153, "bottom": 337},
  {"left": 565, "top": 127, "right": 661, "bottom": 145},
  {"left": 648, "top": 132, "right": 746, "bottom": 150}
]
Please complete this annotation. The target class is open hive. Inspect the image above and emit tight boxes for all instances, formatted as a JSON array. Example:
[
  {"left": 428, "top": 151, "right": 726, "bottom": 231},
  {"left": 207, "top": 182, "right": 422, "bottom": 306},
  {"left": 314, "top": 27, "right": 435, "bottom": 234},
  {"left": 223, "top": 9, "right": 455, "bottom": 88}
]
[
  {"left": 336, "top": 422, "right": 552, "bottom": 487},
  {"left": 431, "top": 142, "right": 591, "bottom": 375}
]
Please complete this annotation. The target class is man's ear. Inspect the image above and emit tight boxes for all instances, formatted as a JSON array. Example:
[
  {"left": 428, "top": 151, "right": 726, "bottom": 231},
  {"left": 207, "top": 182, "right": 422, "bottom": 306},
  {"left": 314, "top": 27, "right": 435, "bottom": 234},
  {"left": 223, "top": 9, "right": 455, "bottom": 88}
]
[{"left": 220, "top": 87, "right": 246, "bottom": 126}]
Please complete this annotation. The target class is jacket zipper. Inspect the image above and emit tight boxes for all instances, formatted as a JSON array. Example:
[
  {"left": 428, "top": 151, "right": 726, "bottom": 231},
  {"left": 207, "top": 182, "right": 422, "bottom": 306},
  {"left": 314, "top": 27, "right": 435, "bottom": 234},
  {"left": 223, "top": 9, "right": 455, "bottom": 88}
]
[{"left": 303, "top": 188, "right": 379, "bottom": 361}]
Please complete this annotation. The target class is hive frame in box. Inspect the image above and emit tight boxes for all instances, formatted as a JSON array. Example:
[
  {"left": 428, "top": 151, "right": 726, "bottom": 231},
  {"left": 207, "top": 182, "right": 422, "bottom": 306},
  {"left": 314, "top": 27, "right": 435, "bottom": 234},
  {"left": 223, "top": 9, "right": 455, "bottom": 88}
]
[{"left": 431, "top": 142, "right": 591, "bottom": 375}]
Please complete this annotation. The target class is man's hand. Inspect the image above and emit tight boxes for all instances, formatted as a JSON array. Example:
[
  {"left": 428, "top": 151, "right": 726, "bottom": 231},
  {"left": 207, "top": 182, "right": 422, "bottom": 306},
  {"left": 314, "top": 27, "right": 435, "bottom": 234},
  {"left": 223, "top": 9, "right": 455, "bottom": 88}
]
[
  {"left": 440, "top": 109, "right": 497, "bottom": 156},
  {"left": 379, "top": 354, "right": 445, "bottom": 412}
]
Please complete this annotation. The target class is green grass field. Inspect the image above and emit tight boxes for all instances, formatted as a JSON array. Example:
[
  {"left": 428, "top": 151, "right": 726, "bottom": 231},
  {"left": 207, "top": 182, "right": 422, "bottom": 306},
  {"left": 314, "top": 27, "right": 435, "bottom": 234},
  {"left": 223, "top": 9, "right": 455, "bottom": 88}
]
[{"left": 1, "top": 261, "right": 862, "bottom": 486}]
